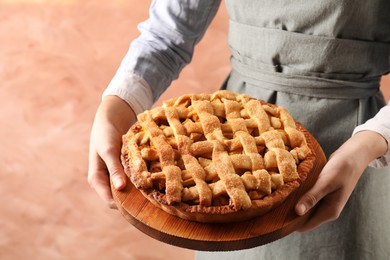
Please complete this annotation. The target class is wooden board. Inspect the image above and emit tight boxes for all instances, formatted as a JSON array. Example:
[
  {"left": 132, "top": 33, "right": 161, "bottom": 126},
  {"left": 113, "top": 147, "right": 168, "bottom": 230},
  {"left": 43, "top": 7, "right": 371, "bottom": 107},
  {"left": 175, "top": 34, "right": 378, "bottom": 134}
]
[{"left": 111, "top": 135, "right": 326, "bottom": 251}]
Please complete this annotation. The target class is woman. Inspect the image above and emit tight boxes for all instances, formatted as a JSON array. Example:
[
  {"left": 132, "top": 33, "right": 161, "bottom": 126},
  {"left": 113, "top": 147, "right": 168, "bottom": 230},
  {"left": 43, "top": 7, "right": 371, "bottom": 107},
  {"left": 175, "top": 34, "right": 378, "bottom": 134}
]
[{"left": 88, "top": 1, "right": 390, "bottom": 259}]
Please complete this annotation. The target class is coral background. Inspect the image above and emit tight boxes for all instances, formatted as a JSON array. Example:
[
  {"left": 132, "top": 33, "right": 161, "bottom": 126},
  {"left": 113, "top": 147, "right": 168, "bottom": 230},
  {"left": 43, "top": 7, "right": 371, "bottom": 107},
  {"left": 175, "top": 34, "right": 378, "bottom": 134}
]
[{"left": 0, "top": 1, "right": 388, "bottom": 259}]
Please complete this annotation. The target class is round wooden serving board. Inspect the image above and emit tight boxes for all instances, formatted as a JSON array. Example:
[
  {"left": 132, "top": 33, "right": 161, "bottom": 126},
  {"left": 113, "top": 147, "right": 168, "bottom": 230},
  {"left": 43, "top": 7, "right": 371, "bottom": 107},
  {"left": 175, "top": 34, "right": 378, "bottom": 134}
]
[{"left": 111, "top": 134, "right": 326, "bottom": 251}]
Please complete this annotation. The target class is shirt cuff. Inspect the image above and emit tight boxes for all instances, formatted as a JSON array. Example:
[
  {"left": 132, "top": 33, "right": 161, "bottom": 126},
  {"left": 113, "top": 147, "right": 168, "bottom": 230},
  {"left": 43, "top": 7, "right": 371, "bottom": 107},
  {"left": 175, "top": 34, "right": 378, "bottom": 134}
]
[
  {"left": 102, "top": 72, "right": 153, "bottom": 115},
  {"left": 352, "top": 104, "right": 390, "bottom": 168}
]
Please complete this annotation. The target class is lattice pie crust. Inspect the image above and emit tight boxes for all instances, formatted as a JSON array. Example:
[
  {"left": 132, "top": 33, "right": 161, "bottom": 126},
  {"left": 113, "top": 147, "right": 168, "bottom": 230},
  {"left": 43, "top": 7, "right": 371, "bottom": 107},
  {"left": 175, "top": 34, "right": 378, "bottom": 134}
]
[{"left": 121, "top": 90, "right": 315, "bottom": 223}]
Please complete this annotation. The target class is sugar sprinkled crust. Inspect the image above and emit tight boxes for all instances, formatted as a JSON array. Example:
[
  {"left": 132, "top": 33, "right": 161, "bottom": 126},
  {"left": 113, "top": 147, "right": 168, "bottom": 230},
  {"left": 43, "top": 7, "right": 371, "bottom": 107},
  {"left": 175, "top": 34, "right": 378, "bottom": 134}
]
[{"left": 121, "top": 90, "right": 315, "bottom": 223}]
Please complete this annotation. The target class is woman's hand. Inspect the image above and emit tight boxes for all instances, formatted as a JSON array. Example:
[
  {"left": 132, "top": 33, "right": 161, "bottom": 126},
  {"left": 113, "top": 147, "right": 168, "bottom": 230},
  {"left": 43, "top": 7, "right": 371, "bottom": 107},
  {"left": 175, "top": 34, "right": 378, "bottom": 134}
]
[
  {"left": 88, "top": 96, "right": 136, "bottom": 209},
  {"left": 295, "top": 130, "right": 388, "bottom": 232}
]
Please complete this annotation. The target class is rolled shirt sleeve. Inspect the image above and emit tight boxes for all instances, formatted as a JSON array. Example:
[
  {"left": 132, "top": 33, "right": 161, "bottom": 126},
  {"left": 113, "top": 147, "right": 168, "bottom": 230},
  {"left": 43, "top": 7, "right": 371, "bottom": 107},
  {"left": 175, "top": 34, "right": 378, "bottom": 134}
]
[
  {"left": 353, "top": 103, "right": 390, "bottom": 168},
  {"left": 103, "top": 0, "right": 221, "bottom": 114}
]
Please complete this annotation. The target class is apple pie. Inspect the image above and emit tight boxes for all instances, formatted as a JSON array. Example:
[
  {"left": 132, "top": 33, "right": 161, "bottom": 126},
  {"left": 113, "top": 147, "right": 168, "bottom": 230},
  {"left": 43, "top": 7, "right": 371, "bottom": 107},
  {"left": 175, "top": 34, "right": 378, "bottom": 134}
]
[{"left": 121, "top": 90, "right": 315, "bottom": 223}]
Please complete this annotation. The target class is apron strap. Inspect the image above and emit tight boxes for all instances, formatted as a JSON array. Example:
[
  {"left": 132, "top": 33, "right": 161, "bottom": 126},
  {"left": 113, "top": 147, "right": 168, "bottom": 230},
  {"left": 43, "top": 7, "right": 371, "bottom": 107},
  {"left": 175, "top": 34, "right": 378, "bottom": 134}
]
[
  {"left": 228, "top": 19, "right": 388, "bottom": 99},
  {"left": 231, "top": 58, "right": 380, "bottom": 99}
]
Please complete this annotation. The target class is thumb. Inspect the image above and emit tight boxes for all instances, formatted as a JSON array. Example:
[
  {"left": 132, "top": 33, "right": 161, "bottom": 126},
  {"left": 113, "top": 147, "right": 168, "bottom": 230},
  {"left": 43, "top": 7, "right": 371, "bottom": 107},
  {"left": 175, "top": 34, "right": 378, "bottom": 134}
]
[
  {"left": 295, "top": 191, "right": 321, "bottom": 216},
  {"left": 295, "top": 175, "right": 332, "bottom": 216},
  {"left": 102, "top": 149, "right": 127, "bottom": 190}
]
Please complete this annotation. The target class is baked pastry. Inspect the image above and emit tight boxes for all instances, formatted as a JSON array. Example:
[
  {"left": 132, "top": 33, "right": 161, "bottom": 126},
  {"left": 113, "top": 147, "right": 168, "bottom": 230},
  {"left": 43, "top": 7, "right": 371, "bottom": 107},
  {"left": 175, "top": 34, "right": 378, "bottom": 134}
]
[{"left": 121, "top": 90, "right": 315, "bottom": 223}]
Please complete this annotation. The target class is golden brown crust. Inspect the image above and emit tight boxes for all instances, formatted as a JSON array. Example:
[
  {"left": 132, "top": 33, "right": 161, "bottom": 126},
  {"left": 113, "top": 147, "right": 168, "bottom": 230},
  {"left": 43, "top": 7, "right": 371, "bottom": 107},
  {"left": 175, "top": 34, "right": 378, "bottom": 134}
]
[{"left": 121, "top": 90, "right": 315, "bottom": 223}]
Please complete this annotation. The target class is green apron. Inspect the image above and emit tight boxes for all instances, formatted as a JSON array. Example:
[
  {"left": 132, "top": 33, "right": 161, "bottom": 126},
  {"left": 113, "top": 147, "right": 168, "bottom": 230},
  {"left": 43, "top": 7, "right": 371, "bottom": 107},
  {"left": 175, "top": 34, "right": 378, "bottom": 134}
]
[{"left": 197, "top": 0, "right": 390, "bottom": 259}]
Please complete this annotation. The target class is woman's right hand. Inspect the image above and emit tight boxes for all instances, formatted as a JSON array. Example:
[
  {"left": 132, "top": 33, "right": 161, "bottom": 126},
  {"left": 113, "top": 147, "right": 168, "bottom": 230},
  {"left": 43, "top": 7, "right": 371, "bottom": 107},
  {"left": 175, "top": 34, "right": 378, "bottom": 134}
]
[{"left": 88, "top": 96, "right": 136, "bottom": 209}]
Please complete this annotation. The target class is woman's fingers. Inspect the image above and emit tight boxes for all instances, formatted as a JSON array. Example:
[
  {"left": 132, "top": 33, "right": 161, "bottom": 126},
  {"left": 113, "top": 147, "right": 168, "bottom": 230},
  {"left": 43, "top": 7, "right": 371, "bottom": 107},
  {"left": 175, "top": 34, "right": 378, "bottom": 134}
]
[
  {"left": 294, "top": 134, "right": 374, "bottom": 233},
  {"left": 88, "top": 130, "right": 128, "bottom": 209},
  {"left": 98, "top": 146, "right": 127, "bottom": 190},
  {"left": 294, "top": 167, "right": 343, "bottom": 232},
  {"left": 295, "top": 167, "right": 338, "bottom": 216},
  {"left": 88, "top": 151, "right": 118, "bottom": 209},
  {"left": 296, "top": 190, "right": 346, "bottom": 232}
]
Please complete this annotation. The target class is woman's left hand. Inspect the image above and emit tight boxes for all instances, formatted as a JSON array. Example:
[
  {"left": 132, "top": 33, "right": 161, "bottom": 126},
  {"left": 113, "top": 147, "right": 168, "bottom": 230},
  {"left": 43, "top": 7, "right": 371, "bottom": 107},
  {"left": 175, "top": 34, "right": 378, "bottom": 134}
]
[{"left": 295, "top": 130, "right": 387, "bottom": 232}]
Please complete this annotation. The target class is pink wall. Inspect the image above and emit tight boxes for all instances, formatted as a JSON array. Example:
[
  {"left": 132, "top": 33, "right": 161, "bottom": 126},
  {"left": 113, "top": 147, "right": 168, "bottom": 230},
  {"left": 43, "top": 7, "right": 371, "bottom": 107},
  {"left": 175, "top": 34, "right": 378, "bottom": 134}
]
[{"left": 381, "top": 76, "right": 390, "bottom": 100}]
